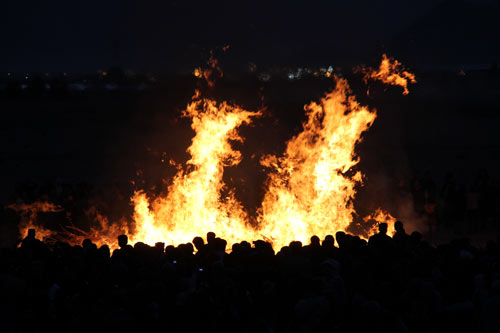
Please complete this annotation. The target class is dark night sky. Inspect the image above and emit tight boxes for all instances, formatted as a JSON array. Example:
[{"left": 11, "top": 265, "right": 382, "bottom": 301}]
[{"left": 2, "top": 0, "right": 498, "bottom": 72}]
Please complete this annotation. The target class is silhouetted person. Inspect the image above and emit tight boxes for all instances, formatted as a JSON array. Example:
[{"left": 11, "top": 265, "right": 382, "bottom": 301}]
[
  {"left": 321, "top": 235, "right": 337, "bottom": 258},
  {"left": 368, "top": 223, "right": 393, "bottom": 251},
  {"left": 113, "top": 234, "right": 133, "bottom": 259},
  {"left": 204, "top": 232, "right": 216, "bottom": 258},
  {"left": 118, "top": 234, "right": 130, "bottom": 249},
  {"left": 393, "top": 220, "right": 409, "bottom": 248},
  {"left": 82, "top": 238, "right": 97, "bottom": 258},
  {"left": 98, "top": 244, "right": 110, "bottom": 259},
  {"left": 155, "top": 242, "right": 165, "bottom": 252},
  {"left": 310, "top": 235, "right": 320, "bottom": 247},
  {"left": 192, "top": 236, "right": 205, "bottom": 252},
  {"left": 82, "top": 238, "right": 95, "bottom": 250},
  {"left": 305, "top": 235, "right": 322, "bottom": 259},
  {"left": 20, "top": 228, "right": 42, "bottom": 250},
  {"left": 335, "top": 231, "right": 347, "bottom": 250},
  {"left": 214, "top": 237, "right": 227, "bottom": 253},
  {"left": 26, "top": 228, "right": 36, "bottom": 240},
  {"left": 207, "top": 231, "right": 215, "bottom": 243},
  {"left": 323, "top": 235, "right": 335, "bottom": 247}
]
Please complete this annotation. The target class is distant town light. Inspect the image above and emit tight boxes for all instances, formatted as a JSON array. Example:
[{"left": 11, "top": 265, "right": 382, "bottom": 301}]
[{"left": 257, "top": 73, "right": 271, "bottom": 82}]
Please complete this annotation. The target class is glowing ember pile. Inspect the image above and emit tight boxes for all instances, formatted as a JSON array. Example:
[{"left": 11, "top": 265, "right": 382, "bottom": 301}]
[{"left": 9, "top": 55, "right": 415, "bottom": 250}]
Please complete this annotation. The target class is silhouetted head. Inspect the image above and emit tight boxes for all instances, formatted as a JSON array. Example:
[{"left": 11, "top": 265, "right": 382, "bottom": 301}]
[
  {"left": 335, "top": 231, "right": 346, "bottom": 247},
  {"left": 117, "top": 234, "right": 128, "bottom": 249},
  {"left": 240, "top": 241, "right": 251, "bottom": 252},
  {"left": 27, "top": 228, "right": 36, "bottom": 239},
  {"left": 310, "top": 235, "right": 320, "bottom": 246},
  {"left": 192, "top": 236, "right": 205, "bottom": 251},
  {"left": 82, "top": 238, "right": 93, "bottom": 249},
  {"left": 134, "top": 242, "right": 146, "bottom": 250},
  {"left": 232, "top": 242, "right": 240, "bottom": 253},
  {"left": 185, "top": 242, "right": 194, "bottom": 254},
  {"left": 253, "top": 240, "right": 266, "bottom": 250},
  {"left": 378, "top": 223, "right": 388, "bottom": 235},
  {"left": 394, "top": 220, "right": 404, "bottom": 232},
  {"left": 215, "top": 237, "right": 227, "bottom": 252},
  {"left": 410, "top": 231, "right": 422, "bottom": 243},
  {"left": 289, "top": 241, "right": 302, "bottom": 251},
  {"left": 155, "top": 242, "right": 165, "bottom": 252},
  {"left": 323, "top": 235, "right": 335, "bottom": 247},
  {"left": 207, "top": 232, "right": 216, "bottom": 244},
  {"left": 325, "top": 234, "right": 335, "bottom": 243},
  {"left": 165, "top": 245, "right": 175, "bottom": 257},
  {"left": 99, "top": 245, "right": 110, "bottom": 258}
]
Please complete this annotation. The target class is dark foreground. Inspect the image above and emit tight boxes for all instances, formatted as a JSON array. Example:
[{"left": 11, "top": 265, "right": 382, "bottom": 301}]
[{"left": 2, "top": 224, "right": 500, "bottom": 333}]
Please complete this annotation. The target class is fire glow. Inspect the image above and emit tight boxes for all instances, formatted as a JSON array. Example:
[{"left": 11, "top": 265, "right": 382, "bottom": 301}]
[{"left": 12, "top": 55, "right": 414, "bottom": 250}]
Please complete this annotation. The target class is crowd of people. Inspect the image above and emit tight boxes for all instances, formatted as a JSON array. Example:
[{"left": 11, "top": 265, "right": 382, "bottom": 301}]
[
  {"left": 407, "top": 169, "right": 499, "bottom": 236},
  {"left": 1, "top": 168, "right": 499, "bottom": 332},
  {"left": 2, "top": 222, "right": 500, "bottom": 332}
]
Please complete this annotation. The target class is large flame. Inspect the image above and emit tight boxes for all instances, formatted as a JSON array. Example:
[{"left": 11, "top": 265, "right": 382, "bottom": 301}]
[
  {"left": 129, "top": 98, "right": 260, "bottom": 246},
  {"left": 256, "top": 78, "right": 377, "bottom": 249},
  {"left": 10, "top": 54, "right": 414, "bottom": 250}
]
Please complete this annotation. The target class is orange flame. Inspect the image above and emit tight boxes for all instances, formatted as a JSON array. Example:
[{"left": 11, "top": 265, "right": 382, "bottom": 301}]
[
  {"left": 364, "top": 208, "right": 397, "bottom": 236},
  {"left": 12, "top": 55, "right": 416, "bottom": 250},
  {"left": 8, "top": 202, "right": 62, "bottom": 241},
  {"left": 256, "top": 78, "right": 377, "bottom": 248},
  {"left": 59, "top": 207, "right": 132, "bottom": 249},
  {"left": 358, "top": 54, "right": 416, "bottom": 95},
  {"left": 129, "top": 98, "right": 261, "bottom": 247}
]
